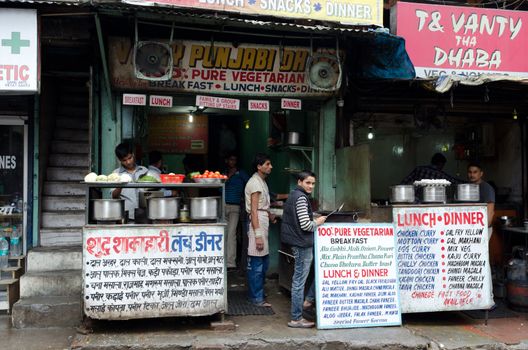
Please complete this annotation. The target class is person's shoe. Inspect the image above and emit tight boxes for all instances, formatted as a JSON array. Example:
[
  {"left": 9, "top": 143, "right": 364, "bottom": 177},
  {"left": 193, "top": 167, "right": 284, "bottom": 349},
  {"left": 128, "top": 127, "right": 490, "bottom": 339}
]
[
  {"left": 254, "top": 301, "right": 272, "bottom": 308},
  {"left": 288, "top": 318, "right": 315, "bottom": 328}
]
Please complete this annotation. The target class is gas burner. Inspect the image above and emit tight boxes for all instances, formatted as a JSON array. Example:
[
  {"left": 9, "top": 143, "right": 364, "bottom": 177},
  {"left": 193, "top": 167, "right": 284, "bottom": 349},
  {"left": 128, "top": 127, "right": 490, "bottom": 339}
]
[
  {"left": 96, "top": 220, "right": 120, "bottom": 225},
  {"left": 152, "top": 219, "right": 174, "bottom": 225}
]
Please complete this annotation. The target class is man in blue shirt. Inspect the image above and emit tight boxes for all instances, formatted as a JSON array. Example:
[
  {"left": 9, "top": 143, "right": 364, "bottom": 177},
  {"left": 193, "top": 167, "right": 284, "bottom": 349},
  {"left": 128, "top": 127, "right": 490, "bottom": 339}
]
[{"left": 224, "top": 153, "right": 249, "bottom": 271}]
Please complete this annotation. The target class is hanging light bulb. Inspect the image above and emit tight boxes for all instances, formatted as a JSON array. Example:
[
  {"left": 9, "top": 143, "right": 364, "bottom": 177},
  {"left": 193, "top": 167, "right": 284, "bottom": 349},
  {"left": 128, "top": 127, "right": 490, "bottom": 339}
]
[
  {"left": 243, "top": 119, "right": 250, "bottom": 129},
  {"left": 513, "top": 108, "right": 518, "bottom": 120},
  {"left": 188, "top": 112, "right": 194, "bottom": 123},
  {"left": 367, "top": 126, "right": 374, "bottom": 140}
]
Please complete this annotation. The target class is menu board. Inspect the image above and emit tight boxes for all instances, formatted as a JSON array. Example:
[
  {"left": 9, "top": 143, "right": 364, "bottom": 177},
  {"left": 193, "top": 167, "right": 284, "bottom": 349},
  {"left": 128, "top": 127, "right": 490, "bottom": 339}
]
[
  {"left": 314, "top": 223, "right": 401, "bottom": 329},
  {"left": 393, "top": 205, "right": 493, "bottom": 313},
  {"left": 147, "top": 114, "right": 208, "bottom": 154},
  {"left": 83, "top": 224, "right": 226, "bottom": 320}
]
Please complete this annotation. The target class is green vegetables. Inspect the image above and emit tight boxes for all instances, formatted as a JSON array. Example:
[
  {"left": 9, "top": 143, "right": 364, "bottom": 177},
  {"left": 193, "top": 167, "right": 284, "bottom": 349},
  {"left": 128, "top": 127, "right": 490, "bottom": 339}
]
[{"left": 137, "top": 175, "right": 160, "bottom": 183}]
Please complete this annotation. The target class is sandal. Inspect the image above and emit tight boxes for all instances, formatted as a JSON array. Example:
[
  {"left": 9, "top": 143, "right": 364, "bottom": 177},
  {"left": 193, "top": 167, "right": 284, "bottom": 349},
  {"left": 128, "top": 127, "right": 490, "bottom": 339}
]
[
  {"left": 255, "top": 301, "right": 272, "bottom": 307},
  {"left": 288, "top": 318, "right": 315, "bottom": 328}
]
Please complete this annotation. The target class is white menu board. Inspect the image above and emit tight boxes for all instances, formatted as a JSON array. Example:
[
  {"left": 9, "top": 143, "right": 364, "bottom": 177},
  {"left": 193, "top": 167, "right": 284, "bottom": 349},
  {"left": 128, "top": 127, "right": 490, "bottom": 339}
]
[
  {"left": 393, "top": 205, "right": 493, "bottom": 313},
  {"left": 314, "top": 223, "right": 401, "bottom": 329},
  {"left": 83, "top": 224, "right": 226, "bottom": 320}
]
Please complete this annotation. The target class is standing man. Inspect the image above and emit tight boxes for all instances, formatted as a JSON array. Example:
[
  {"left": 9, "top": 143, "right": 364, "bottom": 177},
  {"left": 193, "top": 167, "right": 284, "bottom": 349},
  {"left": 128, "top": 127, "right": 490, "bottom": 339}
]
[
  {"left": 111, "top": 142, "right": 148, "bottom": 220},
  {"left": 467, "top": 163, "right": 495, "bottom": 230},
  {"left": 281, "top": 170, "right": 326, "bottom": 328},
  {"left": 224, "top": 153, "right": 249, "bottom": 272},
  {"left": 401, "top": 153, "right": 462, "bottom": 185},
  {"left": 148, "top": 150, "right": 164, "bottom": 181},
  {"left": 244, "top": 153, "right": 276, "bottom": 307}
]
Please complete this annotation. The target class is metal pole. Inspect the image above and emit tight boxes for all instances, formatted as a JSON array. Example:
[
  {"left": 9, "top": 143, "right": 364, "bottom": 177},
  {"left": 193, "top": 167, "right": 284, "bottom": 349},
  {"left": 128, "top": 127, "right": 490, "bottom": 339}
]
[{"left": 94, "top": 13, "right": 115, "bottom": 121}]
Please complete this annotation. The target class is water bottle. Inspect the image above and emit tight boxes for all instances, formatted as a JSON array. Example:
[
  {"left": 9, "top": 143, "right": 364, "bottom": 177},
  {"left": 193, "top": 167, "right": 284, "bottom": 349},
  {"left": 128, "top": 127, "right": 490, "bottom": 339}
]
[
  {"left": 10, "top": 225, "right": 21, "bottom": 257},
  {"left": 0, "top": 236, "right": 9, "bottom": 269}
]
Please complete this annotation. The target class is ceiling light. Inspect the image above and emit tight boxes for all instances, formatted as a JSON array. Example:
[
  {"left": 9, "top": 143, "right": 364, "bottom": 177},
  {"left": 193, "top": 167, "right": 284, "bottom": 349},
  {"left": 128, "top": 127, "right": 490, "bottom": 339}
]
[{"left": 367, "top": 126, "right": 374, "bottom": 140}]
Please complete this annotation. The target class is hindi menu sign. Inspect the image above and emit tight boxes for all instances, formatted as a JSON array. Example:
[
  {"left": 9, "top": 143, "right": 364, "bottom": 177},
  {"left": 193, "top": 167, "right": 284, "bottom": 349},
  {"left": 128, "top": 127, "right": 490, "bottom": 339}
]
[
  {"left": 148, "top": 114, "right": 208, "bottom": 154},
  {"left": 83, "top": 224, "right": 226, "bottom": 320},
  {"left": 393, "top": 205, "right": 493, "bottom": 313},
  {"left": 315, "top": 223, "right": 401, "bottom": 329}
]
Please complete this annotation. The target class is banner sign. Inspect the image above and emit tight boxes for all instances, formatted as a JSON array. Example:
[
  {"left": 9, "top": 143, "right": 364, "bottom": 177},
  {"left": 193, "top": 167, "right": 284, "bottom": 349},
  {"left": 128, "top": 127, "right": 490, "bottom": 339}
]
[
  {"left": 314, "top": 223, "right": 401, "bottom": 329},
  {"left": 148, "top": 114, "right": 208, "bottom": 154},
  {"left": 123, "top": 93, "right": 147, "bottom": 106},
  {"left": 0, "top": 9, "right": 38, "bottom": 93},
  {"left": 109, "top": 37, "right": 339, "bottom": 97},
  {"left": 393, "top": 2, "right": 528, "bottom": 78},
  {"left": 124, "top": 0, "right": 382, "bottom": 26},
  {"left": 393, "top": 205, "right": 493, "bottom": 313},
  {"left": 248, "top": 100, "right": 270, "bottom": 111},
  {"left": 83, "top": 225, "right": 226, "bottom": 320},
  {"left": 149, "top": 95, "right": 173, "bottom": 107},
  {"left": 196, "top": 95, "right": 240, "bottom": 110}
]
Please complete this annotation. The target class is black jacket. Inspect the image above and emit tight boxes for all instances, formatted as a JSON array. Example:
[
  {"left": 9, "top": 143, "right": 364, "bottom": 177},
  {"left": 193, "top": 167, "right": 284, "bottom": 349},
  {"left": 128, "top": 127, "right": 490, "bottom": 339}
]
[{"left": 280, "top": 187, "right": 314, "bottom": 248}]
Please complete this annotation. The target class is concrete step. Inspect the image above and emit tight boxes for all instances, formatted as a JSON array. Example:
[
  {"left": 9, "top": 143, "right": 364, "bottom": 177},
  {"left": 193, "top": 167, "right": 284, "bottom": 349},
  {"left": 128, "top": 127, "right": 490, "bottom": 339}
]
[
  {"left": 41, "top": 210, "right": 85, "bottom": 228},
  {"left": 55, "top": 117, "right": 89, "bottom": 130},
  {"left": 54, "top": 128, "right": 89, "bottom": 142},
  {"left": 58, "top": 105, "right": 88, "bottom": 118},
  {"left": 49, "top": 153, "right": 89, "bottom": 167},
  {"left": 40, "top": 227, "right": 82, "bottom": 247},
  {"left": 27, "top": 246, "right": 82, "bottom": 272},
  {"left": 42, "top": 196, "right": 86, "bottom": 211},
  {"left": 12, "top": 296, "right": 82, "bottom": 328},
  {"left": 59, "top": 93, "right": 88, "bottom": 106},
  {"left": 51, "top": 139, "right": 90, "bottom": 153},
  {"left": 47, "top": 166, "right": 88, "bottom": 181},
  {"left": 20, "top": 270, "right": 82, "bottom": 298},
  {"left": 43, "top": 181, "right": 86, "bottom": 196}
]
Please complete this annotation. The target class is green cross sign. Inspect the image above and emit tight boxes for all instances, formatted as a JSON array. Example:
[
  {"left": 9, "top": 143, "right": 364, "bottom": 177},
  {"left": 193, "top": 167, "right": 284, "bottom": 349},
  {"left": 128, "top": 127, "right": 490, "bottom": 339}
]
[{"left": 2, "top": 32, "right": 30, "bottom": 54}]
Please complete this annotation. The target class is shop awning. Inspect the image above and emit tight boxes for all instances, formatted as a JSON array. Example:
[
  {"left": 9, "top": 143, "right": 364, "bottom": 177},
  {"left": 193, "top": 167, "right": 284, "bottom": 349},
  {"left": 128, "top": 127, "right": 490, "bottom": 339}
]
[{"left": 420, "top": 74, "right": 528, "bottom": 94}]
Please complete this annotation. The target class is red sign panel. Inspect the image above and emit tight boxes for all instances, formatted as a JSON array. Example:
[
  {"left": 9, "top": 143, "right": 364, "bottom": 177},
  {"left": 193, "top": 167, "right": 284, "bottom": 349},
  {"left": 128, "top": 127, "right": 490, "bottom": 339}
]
[{"left": 393, "top": 2, "right": 528, "bottom": 78}]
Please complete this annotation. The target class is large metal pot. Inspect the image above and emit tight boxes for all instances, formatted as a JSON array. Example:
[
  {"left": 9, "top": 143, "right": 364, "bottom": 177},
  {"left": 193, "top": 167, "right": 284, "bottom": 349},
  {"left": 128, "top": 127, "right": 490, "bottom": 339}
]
[
  {"left": 147, "top": 197, "right": 180, "bottom": 220},
  {"left": 422, "top": 186, "right": 446, "bottom": 203},
  {"left": 190, "top": 196, "right": 219, "bottom": 220},
  {"left": 286, "top": 132, "right": 301, "bottom": 145},
  {"left": 139, "top": 190, "right": 164, "bottom": 208},
  {"left": 390, "top": 185, "right": 415, "bottom": 203},
  {"left": 92, "top": 199, "right": 125, "bottom": 221},
  {"left": 456, "top": 183, "right": 479, "bottom": 202}
]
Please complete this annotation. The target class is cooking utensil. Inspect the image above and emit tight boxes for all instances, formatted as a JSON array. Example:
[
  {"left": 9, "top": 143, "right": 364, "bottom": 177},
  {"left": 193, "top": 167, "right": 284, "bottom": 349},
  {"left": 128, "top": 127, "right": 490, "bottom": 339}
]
[
  {"left": 390, "top": 185, "right": 415, "bottom": 203},
  {"left": 286, "top": 132, "right": 301, "bottom": 145},
  {"left": 326, "top": 203, "right": 344, "bottom": 218},
  {"left": 455, "top": 183, "right": 479, "bottom": 202},
  {"left": 190, "top": 196, "right": 219, "bottom": 220},
  {"left": 422, "top": 186, "right": 446, "bottom": 203},
  {"left": 147, "top": 197, "right": 180, "bottom": 220},
  {"left": 92, "top": 199, "right": 125, "bottom": 221},
  {"left": 139, "top": 190, "right": 164, "bottom": 208}
]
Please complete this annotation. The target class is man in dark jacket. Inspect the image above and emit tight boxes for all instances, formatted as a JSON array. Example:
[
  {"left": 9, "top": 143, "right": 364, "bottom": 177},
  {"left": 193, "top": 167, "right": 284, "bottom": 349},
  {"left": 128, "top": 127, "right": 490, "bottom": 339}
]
[{"left": 281, "top": 170, "right": 326, "bottom": 328}]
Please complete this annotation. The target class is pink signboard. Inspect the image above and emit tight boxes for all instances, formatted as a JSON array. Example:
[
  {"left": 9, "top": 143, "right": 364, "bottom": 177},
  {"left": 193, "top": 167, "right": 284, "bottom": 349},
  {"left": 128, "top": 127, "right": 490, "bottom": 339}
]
[{"left": 393, "top": 2, "right": 528, "bottom": 78}]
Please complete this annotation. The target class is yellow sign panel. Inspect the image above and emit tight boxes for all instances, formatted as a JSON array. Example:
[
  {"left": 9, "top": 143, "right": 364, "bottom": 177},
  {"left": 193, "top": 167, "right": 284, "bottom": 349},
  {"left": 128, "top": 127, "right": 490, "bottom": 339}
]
[{"left": 124, "top": 0, "right": 383, "bottom": 26}]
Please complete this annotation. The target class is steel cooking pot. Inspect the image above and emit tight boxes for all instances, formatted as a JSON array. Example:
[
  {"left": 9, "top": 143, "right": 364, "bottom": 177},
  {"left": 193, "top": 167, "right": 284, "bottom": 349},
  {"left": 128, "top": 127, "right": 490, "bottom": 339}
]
[
  {"left": 422, "top": 186, "right": 446, "bottom": 203},
  {"left": 286, "top": 132, "right": 301, "bottom": 145},
  {"left": 147, "top": 197, "right": 180, "bottom": 220},
  {"left": 390, "top": 185, "right": 415, "bottom": 203},
  {"left": 92, "top": 199, "right": 125, "bottom": 221},
  {"left": 190, "top": 196, "right": 219, "bottom": 220},
  {"left": 455, "top": 183, "right": 480, "bottom": 202},
  {"left": 139, "top": 190, "right": 164, "bottom": 208}
]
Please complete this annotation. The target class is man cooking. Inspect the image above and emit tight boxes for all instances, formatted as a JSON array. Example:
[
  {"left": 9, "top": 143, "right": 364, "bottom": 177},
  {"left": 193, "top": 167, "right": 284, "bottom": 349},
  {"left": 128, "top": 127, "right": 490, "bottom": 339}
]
[
  {"left": 467, "top": 163, "right": 495, "bottom": 230},
  {"left": 111, "top": 142, "right": 148, "bottom": 220}
]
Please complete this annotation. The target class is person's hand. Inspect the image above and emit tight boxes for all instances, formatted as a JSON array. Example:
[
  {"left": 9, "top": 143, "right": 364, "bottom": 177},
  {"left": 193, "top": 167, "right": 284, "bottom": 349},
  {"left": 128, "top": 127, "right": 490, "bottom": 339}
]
[
  {"left": 315, "top": 216, "right": 327, "bottom": 226},
  {"left": 255, "top": 236, "right": 264, "bottom": 251},
  {"left": 269, "top": 213, "right": 277, "bottom": 224}
]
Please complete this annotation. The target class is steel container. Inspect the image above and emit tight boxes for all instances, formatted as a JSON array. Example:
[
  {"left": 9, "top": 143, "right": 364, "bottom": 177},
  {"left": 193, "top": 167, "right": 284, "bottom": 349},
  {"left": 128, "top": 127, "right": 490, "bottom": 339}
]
[
  {"left": 139, "top": 190, "right": 164, "bottom": 208},
  {"left": 147, "top": 197, "right": 180, "bottom": 220},
  {"left": 92, "top": 199, "right": 125, "bottom": 221},
  {"left": 190, "top": 196, "right": 219, "bottom": 220},
  {"left": 286, "top": 132, "right": 301, "bottom": 145},
  {"left": 422, "top": 186, "right": 446, "bottom": 203},
  {"left": 455, "top": 183, "right": 480, "bottom": 202},
  {"left": 390, "top": 185, "right": 415, "bottom": 203}
]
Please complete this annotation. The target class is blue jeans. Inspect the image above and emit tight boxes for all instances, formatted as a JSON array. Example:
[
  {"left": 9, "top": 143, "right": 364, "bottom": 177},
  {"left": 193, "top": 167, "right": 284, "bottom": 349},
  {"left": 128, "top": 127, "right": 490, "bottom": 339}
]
[
  {"left": 247, "top": 255, "right": 269, "bottom": 304},
  {"left": 291, "top": 246, "right": 315, "bottom": 321}
]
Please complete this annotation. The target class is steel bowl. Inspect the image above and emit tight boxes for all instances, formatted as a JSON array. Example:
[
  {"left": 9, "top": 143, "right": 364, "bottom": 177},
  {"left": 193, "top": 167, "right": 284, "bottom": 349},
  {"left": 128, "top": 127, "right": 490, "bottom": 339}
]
[
  {"left": 190, "top": 196, "right": 219, "bottom": 220},
  {"left": 92, "top": 199, "right": 125, "bottom": 221},
  {"left": 147, "top": 197, "right": 180, "bottom": 220}
]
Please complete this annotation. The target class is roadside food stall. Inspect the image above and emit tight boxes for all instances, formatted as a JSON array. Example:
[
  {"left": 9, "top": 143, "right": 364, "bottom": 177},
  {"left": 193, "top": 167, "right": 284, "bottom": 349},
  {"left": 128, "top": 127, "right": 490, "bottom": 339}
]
[{"left": 82, "top": 177, "right": 227, "bottom": 320}]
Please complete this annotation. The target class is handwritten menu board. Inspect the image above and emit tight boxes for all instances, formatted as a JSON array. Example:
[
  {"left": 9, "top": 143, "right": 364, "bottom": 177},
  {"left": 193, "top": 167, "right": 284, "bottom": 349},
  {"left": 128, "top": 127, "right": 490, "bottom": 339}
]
[
  {"left": 393, "top": 205, "right": 493, "bottom": 313},
  {"left": 314, "top": 223, "right": 401, "bottom": 329},
  {"left": 83, "top": 224, "right": 226, "bottom": 320},
  {"left": 148, "top": 114, "right": 208, "bottom": 154}
]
